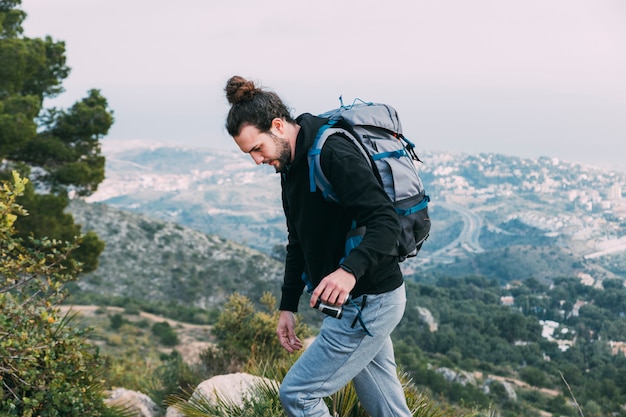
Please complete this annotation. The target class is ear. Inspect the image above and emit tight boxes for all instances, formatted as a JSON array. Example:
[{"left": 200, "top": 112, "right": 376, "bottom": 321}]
[{"left": 271, "top": 118, "right": 285, "bottom": 134}]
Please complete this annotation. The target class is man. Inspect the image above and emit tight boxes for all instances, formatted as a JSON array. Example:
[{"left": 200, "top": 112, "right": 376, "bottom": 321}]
[{"left": 224, "top": 75, "right": 411, "bottom": 417}]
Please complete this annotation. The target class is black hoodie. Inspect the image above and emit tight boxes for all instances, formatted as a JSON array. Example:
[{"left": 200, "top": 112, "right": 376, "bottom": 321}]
[{"left": 279, "top": 113, "right": 403, "bottom": 312}]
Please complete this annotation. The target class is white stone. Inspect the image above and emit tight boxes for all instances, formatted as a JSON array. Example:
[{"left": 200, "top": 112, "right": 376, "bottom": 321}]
[
  {"left": 192, "top": 372, "right": 278, "bottom": 407},
  {"left": 105, "top": 388, "right": 159, "bottom": 417}
]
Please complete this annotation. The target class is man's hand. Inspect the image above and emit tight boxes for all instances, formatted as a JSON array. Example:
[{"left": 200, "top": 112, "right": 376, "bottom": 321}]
[
  {"left": 277, "top": 310, "right": 303, "bottom": 353},
  {"left": 310, "top": 267, "right": 356, "bottom": 308}
]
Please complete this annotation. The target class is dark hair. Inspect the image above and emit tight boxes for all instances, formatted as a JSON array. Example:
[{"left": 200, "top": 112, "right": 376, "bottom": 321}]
[{"left": 224, "top": 75, "right": 295, "bottom": 136}]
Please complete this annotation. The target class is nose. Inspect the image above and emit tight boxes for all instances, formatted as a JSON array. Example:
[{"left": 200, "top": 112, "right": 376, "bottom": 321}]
[{"left": 250, "top": 152, "right": 264, "bottom": 165}]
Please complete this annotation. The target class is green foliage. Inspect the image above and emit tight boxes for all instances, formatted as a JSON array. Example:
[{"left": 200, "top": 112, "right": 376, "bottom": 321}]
[
  {"left": 101, "top": 351, "right": 161, "bottom": 396},
  {"left": 149, "top": 351, "right": 204, "bottom": 409},
  {"left": 0, "top": 1, "right": 112, "bottom": 275},
  {"left": 0, "top": 2, "right": 26, "bottom": 37},
  {"left": 212, "top": 292, "right": 311, "bottom": 367},
  {"left": 151, "top": 321, "right": 180, "bottom": 346},
  {"left": 0, "top": 172, "right": 123, "bottom": 416},
  {"left": 166, "top": 378, "right": 284, "bottom": 417},
  {"left": 3, "top": 157, "right": 106, "bottom": 277},
  {"left": 21, "top": 89, "right": 112, "bottom": 196},
  {"left": 64, "top": 289, "right": 219, "bottom": 325},
  {"left": 518, "top": 366, "right": 549, "bottom": 388},
  {"left": 393, "top": 276, "right": 626, "bottom": 416},
  {"left": 397, "top": 278, "right": 541, "bottom": 368},
  {"left": 109, "top": 313, "right": 126, "bottom": 330}
]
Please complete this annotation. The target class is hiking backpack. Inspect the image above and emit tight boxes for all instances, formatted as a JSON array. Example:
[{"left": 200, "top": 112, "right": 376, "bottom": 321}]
[{"left": 307, "top": 98, "right": 431, "bottom": 261}]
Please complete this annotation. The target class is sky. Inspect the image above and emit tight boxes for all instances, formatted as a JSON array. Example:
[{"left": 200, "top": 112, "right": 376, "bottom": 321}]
[{"left": 20, "top": 0, "right": 626, "bottom": 169}]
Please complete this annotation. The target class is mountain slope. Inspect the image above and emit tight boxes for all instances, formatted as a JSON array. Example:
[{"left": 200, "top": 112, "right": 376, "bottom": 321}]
[
  {"left": 68, "top": 200, "right": 283, "bottom": 310},
  {"left": 90, "top": 146, "right": 284, "bottom": 255}
]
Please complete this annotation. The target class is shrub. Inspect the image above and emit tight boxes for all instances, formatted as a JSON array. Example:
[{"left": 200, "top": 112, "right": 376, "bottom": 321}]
[
  {"left": 212, "top": 292, "right": 310, "bottom": 368},
  {"left": 0, "top": 172, "right": 125, "bottom": 416},
  {"left": 152, "top": 321, "right": 180, "bottom": 346},
  {"left": 110, "top": 313, "right": 126, "bottom": 329}
]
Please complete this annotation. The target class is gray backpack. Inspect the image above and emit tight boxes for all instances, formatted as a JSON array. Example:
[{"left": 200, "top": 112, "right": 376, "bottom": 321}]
[{"left": 307, "top": 98, "right": 431, "bottom": 261}]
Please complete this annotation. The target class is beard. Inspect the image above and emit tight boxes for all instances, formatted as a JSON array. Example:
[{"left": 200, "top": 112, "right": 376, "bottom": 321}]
[{"left": 269, "top": 133, "right": 292, "bottom": 173}]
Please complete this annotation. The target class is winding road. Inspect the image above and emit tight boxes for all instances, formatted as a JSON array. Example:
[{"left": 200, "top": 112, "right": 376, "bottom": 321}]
[{"left": 424, "top": 202, "right": 485, "bottom": 263}]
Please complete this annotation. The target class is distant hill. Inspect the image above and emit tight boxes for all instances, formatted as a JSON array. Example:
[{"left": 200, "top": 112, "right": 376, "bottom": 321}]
[
  {"left": 80, "top": 144, "right": 626, "bottom": 285},
  {"left": 91, "top": 146, "right": 284, "bottom": 256},
  {"left": 68, "top": 199, "right": 283, "bottom": 311}
]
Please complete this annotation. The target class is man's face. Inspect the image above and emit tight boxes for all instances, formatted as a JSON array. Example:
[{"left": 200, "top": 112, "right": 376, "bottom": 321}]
[{"left": 234, "top": 125, "right": 292, "bottom": 173}]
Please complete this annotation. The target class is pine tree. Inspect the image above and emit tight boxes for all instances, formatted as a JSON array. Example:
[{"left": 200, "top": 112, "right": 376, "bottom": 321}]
[{"left": 0, "top": 0, "right": 112, "bottom": 272}]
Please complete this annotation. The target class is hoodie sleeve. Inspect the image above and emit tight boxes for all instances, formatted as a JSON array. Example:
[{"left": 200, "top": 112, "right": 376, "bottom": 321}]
[
  {"left": 279, "top": 177, "right": 306, "bottom": 312},
  {"left": 320, "top": 135, "right": 401, "bottom": 279}
]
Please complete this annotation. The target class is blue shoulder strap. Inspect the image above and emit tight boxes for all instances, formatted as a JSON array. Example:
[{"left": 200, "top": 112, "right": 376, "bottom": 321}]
[
  {"left": 308, "top": 120, "right": 372, "bottom": 204},
  {"left": 308, "top": 120, "right": 341, "bottom": 203}
]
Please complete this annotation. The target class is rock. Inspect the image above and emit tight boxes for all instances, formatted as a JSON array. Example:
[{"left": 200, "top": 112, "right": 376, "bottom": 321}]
[
  {"left": 483, "top": 378, "right": 518, "bottom": 401},
  {"left": 416, "top": 306, "right": 438, "bottom": 331},
  {"left": 105, "top": 388, "right": 159, "bottom": 417},
  {"left": 435, "top": 367, "right": 476, "bottom": 386},
  {"left": 192, "top": 372, "right": 278, "bottom": 407},
  {"left": 164, "top": 372, "right": 279, "bottom": 414},
  {"left": 165, "top": 406, "right": 184, "bottom": 417}
]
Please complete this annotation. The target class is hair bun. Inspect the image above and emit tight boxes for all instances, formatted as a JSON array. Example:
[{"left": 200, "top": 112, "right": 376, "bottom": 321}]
[{"left": 225, "top": 75, "right": 258, "bottom": 105}]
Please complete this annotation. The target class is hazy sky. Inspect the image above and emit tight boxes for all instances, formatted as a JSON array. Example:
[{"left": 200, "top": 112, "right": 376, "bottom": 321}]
[{"left": 21, "top": 0, "right": 626, "bottom": 168}]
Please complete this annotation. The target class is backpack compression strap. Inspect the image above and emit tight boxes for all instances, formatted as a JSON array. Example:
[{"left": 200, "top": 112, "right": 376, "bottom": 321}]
[
  {"left": 396, "top": 195, "right": 430, "bottom": 216},
  {"left": 371, "top": 148, "right": 407, "bottom": 161}
]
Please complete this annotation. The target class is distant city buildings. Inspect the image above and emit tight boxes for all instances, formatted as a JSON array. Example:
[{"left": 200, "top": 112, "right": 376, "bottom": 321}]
[
  {"left": 500, "top": 296, "right": 515, "bottom": 306},
  {"left": 608, "top": 183, "right": 623, "bottom": 201}
]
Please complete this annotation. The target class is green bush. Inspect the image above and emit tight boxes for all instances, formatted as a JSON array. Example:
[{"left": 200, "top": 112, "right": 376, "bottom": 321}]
[
  {"left": 0, "top": 172, "right": 124, "bottom": 416},
  {"left": 109, "top": 313, "right": 126, "bottom": 330},
  {"left": 212, "top": 292, "right": 310, "bottom": 367},
  {"left": 151, "top": 321, "right": 180, "bottom": 346},
  {"left": 149, "top": 351, "right": 203, "bottom": 407}
]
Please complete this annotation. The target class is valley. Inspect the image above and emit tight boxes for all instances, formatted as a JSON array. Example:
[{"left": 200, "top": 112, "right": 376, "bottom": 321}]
[{"left": 81, "top": 144, "right": 626, "bottom": 284}]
